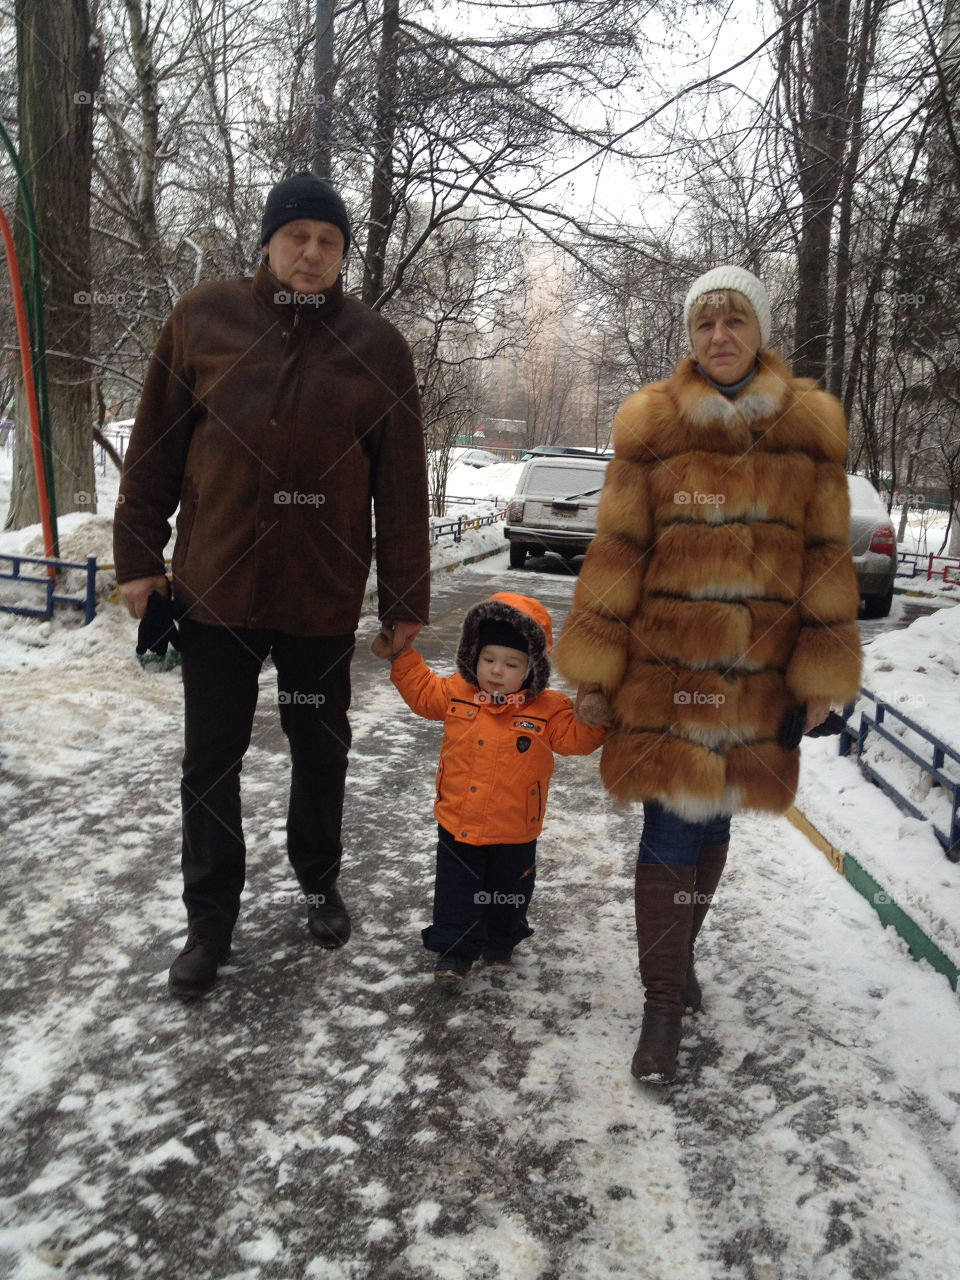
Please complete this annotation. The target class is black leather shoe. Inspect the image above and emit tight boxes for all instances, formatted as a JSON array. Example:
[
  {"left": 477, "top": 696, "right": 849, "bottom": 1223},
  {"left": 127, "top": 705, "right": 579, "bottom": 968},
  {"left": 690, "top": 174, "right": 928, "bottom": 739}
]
[
  {"left": 306, "top": 885, "right": 351, "bottom": 948},
  {"left": 168, "top": 935, "right": 229, "bottom": 998}
]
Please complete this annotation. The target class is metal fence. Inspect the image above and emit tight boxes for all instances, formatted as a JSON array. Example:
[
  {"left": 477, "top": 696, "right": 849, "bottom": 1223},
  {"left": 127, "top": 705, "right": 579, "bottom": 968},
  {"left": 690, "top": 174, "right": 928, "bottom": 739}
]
[
  {"left": 840, "top": 688, "right": 960, "bottom": 861},
  {"left": 897, "top": 549, "right": 960, "bottom": 585},
  {"left": 433, "top": 509, "right": 506, "bottom": 544},
  {"left": 0, "top": 553, "right": 98, "bottom": 625}
]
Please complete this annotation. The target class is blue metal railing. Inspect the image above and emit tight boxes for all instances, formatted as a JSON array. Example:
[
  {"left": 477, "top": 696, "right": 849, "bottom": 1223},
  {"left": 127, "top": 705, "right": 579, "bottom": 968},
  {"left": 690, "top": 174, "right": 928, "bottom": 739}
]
[
  {"left": 840, "top": 687, "right": 960, "bottom": 861},
  {"left": 0, "top": 553, "right": 98, "bottom": 624},
  {"left": 433, "top": 509, "right": 506, "bottom": 544}
]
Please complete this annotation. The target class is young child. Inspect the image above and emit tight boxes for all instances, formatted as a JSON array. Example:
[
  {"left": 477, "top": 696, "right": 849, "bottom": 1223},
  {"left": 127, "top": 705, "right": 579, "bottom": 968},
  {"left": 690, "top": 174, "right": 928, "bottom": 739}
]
[{"left": 375, "top": 592, "right": 605, "bottom": 983}]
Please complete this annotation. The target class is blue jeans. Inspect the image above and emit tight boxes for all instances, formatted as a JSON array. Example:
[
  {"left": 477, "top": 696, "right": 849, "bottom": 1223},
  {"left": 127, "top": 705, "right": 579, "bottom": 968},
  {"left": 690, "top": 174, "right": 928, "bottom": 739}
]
[{"left": 637, "top": 802, "right": 731, "bottom": 867}]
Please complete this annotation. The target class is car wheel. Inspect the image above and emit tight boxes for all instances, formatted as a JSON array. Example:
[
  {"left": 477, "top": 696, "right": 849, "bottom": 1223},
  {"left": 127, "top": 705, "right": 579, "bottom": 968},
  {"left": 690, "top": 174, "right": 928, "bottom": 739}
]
[
  {"left": 509, "top": 542, "right": 527, "bottom": 569},
  {"left": 861, "top": 587, "right": 893, "bottom": 619}
]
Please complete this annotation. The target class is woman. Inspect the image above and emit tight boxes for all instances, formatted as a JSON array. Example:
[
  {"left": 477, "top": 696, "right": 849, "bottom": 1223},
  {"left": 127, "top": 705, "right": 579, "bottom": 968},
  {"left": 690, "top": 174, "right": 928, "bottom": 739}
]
[{"left": 554, "top": 266, "right": 862, "bottom": 1084}]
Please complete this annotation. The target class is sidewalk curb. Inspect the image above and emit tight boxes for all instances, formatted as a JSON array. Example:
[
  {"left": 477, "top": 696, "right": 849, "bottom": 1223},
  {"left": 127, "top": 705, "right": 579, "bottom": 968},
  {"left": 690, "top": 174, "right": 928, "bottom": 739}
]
[{"left": 787, "top": 806, "right": 959, "bottom": 992}]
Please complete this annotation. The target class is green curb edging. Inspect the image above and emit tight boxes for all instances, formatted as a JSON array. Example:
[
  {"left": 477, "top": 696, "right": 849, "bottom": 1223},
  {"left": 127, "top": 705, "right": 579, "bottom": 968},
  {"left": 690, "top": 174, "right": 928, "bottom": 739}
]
[
  {"left": 787, "top": 807, "right": 959, "bottom": 992},
  {"left": 842, "top": 853, "right": 959, "bottom": 990}
]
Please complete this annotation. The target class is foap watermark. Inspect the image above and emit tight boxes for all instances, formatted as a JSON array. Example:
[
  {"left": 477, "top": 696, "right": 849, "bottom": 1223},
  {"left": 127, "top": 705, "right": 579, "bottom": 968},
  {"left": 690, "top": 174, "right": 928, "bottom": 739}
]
[
  {"left": 74, "top": 290, "right": 127, "bottom": 307},
  {"left": 75, "top": 889, "right": 124, "bottom": 907},
  {"left": 674, "top": 490, "right": 726, "bottom": 507},
  {"left": 872, "top": 887, "right": 929, "bottom": 910},
  {"left": 278, "top": 690, "right": 326, "bottom": 707},
  {"left": 474, "top": 690, "right": 526, "bottom": 707},
  {"left": 674, "top": 691, "right": 726, "bottom": 706},
  {"left": 891, "top": 291, "right": 925, "bottom": 309},
  {"left": 73, "top": 491, "right": 97, "bottom": 506},
  {"left": 274, "top": 490, "right": 326, "bottom": 506},
  {"left": 673, "top": 890, "right": 716, "bottom": 905},
  {"left": 269, "top": 890, "right": 329, "bottom": 907},
  {"left": 73, "top": 91, "right": 121, "bottom": 107},
  {"left": 274, "top": 290, "right": 326, "bottom": 307},
  {"left": 885, "top": 692, "right": 927, "bottom": 709},
  {"left": 474, "top": 891, "right": 526, "bottom": 906}
]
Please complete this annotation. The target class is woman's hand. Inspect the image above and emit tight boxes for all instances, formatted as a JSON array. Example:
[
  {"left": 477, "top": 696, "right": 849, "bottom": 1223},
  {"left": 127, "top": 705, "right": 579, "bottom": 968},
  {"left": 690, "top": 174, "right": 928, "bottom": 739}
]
[
  {"left": 574, "top": 684, "right": 613, "bottom": 728},
  {"left": 804, "top": 698, "right": 831, "bottom": 733}
]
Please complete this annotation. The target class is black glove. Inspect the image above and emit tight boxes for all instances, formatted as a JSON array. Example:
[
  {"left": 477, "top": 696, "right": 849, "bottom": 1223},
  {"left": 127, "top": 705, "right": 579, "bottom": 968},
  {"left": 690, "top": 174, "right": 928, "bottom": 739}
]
[
  {"left": 805, "top": 709, "right": 848, "bottom": 738},
  {"left": 778, "top": 704, "right": 849, "bottom": 748},
  {"left": 777, "top": 705, "right": 806, "bottom": 751},
  {"left": 136, "top": 591, "right": 181, "bottom": 657}
]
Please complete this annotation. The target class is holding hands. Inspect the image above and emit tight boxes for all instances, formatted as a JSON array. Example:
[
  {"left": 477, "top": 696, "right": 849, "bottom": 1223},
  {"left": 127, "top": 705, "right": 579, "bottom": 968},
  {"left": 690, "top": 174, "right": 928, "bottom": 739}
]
[
  {"left": 371, "top": 620, "right": 421, "bottom": 660},
  {"left": 574, "top": 684, "right": 613, "bottom": 728}
]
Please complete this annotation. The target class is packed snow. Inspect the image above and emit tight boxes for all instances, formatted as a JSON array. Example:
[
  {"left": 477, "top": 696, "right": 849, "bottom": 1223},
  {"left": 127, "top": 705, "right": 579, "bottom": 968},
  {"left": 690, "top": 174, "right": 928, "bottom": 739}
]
[{"left": 1, "top": 443, "right": 959, "bottom": 1279}]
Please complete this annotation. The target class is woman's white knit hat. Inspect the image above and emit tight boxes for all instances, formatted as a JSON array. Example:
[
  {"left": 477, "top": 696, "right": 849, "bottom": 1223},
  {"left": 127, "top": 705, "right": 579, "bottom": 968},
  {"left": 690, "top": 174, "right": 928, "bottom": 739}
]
[{"left": 684, "top": 266, "right": 772, "bottom": 347}]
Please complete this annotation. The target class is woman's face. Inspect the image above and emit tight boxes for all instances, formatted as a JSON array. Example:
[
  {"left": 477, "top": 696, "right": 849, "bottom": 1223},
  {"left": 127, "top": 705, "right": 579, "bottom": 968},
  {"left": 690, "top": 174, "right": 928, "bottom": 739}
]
[{"left": 690, "top": 303, "right": 762, "bottom": 385}]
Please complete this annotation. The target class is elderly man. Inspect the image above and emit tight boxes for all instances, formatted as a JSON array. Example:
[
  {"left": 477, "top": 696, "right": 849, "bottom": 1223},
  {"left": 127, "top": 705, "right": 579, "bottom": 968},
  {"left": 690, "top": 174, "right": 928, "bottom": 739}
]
[{"left": 115, "top": 172, "right": 430, "bottom": 997}]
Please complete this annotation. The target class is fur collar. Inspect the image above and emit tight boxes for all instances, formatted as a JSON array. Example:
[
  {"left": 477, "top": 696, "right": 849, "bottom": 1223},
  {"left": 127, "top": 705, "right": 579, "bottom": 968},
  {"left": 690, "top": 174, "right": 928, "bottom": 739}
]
[{"left": 674, "top": 350, "right": 792, "bottom": 428}]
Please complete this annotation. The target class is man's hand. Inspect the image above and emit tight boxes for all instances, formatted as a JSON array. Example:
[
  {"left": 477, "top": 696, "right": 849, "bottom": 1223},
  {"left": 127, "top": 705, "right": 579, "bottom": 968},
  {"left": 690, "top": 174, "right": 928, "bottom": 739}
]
[
  {"left": 804, "top": 698, "right": 831, "bottom": 733},
  {"left": 574, "top": 683, "right": 613, "bottom": 728},
  {"left": 371, "top": 620, "right": 422, "bottom": 659},
  {"left": 388, "top": 620, "right": 421, "bottom": 656},
  {"left": 119, "top": 575, "right": 168, "bottom": 619}
]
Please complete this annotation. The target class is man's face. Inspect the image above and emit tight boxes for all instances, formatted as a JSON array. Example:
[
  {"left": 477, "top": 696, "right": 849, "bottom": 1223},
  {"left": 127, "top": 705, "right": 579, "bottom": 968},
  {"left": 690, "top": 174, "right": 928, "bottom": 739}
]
[{"left": 265, "top": 219, "right": 345, "bottom": 294}]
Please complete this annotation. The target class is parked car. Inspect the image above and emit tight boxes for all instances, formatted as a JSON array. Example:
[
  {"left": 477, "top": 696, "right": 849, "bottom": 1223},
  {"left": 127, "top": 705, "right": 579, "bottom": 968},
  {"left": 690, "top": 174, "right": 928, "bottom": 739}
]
[
  {"left": 518, "top": 445, "right": 614, "bottom": 460},
  {"left": 848, "top": 474, "right": 897, "bottom": 618},
  {"left": 450, "top": 447, "right": 501, "bottom": 468},
  {"left": 505, "top": 453, "right": 610, "bottom": 568}
]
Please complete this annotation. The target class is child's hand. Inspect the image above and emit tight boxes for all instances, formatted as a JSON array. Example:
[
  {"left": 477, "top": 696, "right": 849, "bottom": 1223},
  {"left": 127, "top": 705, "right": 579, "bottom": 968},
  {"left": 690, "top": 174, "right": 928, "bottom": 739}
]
[
  {"left": 575, "top": 684, "right": 613, "bottom": 728},
  {"left": 371, "top": 626, "right": 395, "bottom": 660}
]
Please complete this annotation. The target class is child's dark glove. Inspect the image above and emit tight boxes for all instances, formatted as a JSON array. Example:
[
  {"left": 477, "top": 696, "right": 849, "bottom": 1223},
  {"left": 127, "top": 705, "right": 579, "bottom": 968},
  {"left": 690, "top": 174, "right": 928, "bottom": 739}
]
[{"left": 136, "top": 590, "right": 181, "bottom": 657}]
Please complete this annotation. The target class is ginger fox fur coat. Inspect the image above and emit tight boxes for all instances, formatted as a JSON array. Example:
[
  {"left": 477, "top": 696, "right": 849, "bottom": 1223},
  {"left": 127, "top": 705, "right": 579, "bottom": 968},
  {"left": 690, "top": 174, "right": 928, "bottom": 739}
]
[{"left": 554, "top": 351, "right": 863, "bottom": 820}]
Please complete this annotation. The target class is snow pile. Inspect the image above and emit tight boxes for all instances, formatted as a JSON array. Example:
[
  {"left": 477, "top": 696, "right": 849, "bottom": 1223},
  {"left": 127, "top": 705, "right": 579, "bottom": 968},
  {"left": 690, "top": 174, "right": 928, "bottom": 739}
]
[{"left": 797, "top": 600, "right": 960, "bottom": 969}]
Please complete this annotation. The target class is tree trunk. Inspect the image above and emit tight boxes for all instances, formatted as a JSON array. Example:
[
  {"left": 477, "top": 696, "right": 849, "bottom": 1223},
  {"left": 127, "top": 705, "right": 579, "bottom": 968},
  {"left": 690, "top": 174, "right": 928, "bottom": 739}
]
[
  {"left": 313, "top": 0, "right": 336, "bottom": 177},
  {"left": 362, "top": 0, "right": 400, "bottom": 308},
  {"left": 792, "top": 0, "right": 851, "bottom": 382},
  {"left": 7, "top": 0, "right": 99, "bottom": 530}
]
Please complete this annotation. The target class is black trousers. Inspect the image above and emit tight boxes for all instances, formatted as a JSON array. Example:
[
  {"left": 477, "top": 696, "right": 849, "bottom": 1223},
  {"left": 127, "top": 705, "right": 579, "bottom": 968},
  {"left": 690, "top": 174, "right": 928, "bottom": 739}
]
[
  {"left": 422, "top": 825, "right": 537, "bottom": 960},
  {"left": 178, "top": 620, "right": 355, "bottom": 947}
]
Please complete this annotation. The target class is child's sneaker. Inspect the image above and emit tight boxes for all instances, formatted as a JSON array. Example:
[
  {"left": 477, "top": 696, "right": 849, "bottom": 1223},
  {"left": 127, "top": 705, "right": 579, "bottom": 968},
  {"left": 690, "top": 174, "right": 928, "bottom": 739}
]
[
  {"left": 434, "top": 955, "right": 472, "bottom": 983},
  {"left": 482, "top": 950, "right": 514, "bottom": 965}
]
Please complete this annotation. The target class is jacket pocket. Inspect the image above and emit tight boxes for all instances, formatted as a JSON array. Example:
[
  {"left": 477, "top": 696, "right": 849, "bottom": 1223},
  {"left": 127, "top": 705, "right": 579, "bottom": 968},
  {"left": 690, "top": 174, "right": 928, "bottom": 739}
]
[{"left": 525, "top": 780, "right": 542, "bottom": 827}]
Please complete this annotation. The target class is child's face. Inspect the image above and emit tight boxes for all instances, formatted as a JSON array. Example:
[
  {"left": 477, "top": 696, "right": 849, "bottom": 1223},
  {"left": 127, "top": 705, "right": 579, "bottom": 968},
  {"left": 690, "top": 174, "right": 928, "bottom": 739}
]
[{"left": 476, "top": 644, "right": 528, "bottom": 698}]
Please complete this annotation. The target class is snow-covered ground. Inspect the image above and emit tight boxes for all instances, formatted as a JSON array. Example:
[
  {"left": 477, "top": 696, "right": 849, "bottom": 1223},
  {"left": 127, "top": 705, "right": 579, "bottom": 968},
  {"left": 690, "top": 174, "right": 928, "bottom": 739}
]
[{"left": 2, "top": 444, "right": 960, "bottom": 1278}]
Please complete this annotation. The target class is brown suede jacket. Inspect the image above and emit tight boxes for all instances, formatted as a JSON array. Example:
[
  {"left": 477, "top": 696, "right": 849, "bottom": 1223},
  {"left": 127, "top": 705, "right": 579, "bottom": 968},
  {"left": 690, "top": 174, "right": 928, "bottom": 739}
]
[{"left": 114, "top": 265, "right": 430, "bottom": 635}]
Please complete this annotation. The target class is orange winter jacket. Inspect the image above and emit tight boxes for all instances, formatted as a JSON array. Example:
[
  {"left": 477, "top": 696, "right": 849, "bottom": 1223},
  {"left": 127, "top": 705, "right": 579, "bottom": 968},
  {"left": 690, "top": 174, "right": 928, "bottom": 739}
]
[{"left": 391, "top": 649, "right": 605, "bottom": 845}]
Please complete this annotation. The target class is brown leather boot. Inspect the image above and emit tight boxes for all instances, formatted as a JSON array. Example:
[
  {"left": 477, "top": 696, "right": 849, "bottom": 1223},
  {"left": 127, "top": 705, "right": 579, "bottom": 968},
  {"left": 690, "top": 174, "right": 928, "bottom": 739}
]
[
  {"left": 684, "top": 842, "right": 729, "bottom": 1012},
  {"left": 630, "top": 862, "right": 696, "bottom": 1084}
]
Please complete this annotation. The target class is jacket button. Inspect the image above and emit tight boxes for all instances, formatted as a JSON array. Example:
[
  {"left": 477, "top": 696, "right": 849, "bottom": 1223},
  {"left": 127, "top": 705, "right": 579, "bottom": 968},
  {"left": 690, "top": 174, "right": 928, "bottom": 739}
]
[
  {"left": 461, "top": 831, "right": 467, "bottom": 838},
  {"left": 470, "top": 786, "right": 477, "bottom": 792},
  {"left": 478, "top": 739, "right": 484, "bottom": 745},
  {"left": 530, "top": 788, "right": 536, "bottom": 795},
  {"left": 269, "top": 417, "right": 277, "bottom": 427}
]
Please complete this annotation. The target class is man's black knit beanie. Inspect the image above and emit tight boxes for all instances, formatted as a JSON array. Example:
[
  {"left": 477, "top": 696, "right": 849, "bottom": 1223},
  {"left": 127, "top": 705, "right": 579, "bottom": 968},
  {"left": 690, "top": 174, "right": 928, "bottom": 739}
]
[{"left": 260, "top": 172, "right": 351, "bottom": 254}]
